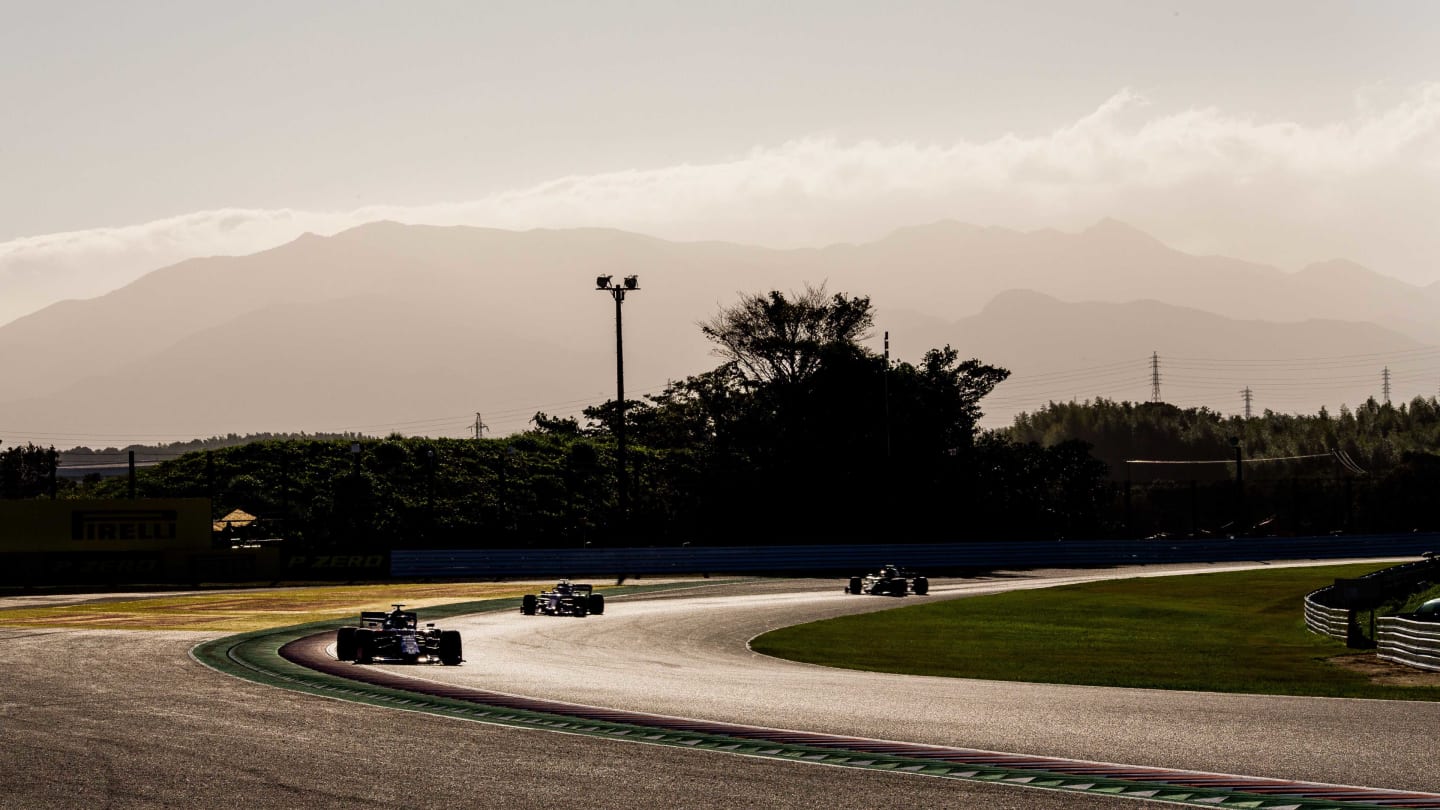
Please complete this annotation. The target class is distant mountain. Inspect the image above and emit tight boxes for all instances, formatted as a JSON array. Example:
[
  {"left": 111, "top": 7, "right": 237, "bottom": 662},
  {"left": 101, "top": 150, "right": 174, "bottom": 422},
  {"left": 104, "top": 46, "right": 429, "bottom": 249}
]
[
  {"left": 842, "top": 218, "right": 1440, "bottom": 343},
  {"left": 0, "top": 220, "right": 1431, "bottom": 440},
  {"left": 889, "top": 290, "right": 1423, "bottom": 423}
]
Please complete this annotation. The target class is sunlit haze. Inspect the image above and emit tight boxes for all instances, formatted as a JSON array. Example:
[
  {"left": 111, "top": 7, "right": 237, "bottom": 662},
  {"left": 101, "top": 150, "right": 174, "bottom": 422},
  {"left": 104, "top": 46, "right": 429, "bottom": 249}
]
[{"left": 3, "top": 1, "right": 1439, "bottom": 439}]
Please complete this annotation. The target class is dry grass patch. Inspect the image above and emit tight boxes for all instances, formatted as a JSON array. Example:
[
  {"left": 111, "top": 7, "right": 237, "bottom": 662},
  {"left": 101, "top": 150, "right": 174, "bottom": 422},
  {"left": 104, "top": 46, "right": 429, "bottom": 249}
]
[
  {"left": 1328, "top": 653, "right": 1440, "bottom": 688},
  {"left": 0, "top": 582, "right": 545, "bottom": 631}
]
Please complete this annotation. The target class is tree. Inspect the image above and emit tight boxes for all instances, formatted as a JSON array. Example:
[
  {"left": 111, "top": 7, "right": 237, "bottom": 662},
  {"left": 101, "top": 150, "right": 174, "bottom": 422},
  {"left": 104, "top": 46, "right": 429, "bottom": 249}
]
[
  {"left": 699, "top": 284, "right": 873, "bottom": 386},
  {"left": 531, "top": 412, "right": 582, "bottom": 436},
  {"left": 629, "top": 366, "right": 749, "bottom": 450},
  {"left": 0, "top": 442, "right": 59, "bottom": 499},
  {"left": 893, "top": 346, "right": 1010, "bottom": 451}
]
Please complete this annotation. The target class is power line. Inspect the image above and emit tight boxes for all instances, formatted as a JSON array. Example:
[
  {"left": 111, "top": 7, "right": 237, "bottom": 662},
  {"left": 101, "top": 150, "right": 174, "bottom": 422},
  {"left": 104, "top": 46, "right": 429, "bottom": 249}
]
[
  {"left": 1167, "top": 345, "right": 1440, "bottom": 364},
  {"left": 0, "top": 379, "right": 682, "bottom": 446},
  {"left": 1335, "top": 450, "right": 1369, "bottom": 475},
  {"left": 13, "top": 345, "right": 1440, "bottom": 445},
  {"left": 339, "top": 413, "right": 475, "bottom": 431},
  {"left": 1124, "top": 452, "right": 1335, "bottom": 465}
]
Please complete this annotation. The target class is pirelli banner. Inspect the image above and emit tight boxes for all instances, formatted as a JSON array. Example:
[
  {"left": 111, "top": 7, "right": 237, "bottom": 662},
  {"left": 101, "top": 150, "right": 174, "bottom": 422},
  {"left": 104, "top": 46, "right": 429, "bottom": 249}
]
[
  {"left": 0, "top": 499, "right": 211, "bottom": 553},
  {"left": 0, "top": 499, "right": 213, "bottom": 586}
]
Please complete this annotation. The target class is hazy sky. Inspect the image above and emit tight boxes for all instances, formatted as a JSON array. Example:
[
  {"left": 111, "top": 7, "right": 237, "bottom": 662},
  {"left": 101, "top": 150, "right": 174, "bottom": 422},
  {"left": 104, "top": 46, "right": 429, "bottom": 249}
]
[{"left": 3, "top": 1, "right": 1440, "bottom": 324}]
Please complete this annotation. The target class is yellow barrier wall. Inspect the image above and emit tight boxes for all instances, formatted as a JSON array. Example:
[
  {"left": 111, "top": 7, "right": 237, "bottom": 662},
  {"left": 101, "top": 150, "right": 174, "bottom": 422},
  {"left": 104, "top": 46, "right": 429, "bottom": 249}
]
[{"left": 0, "top": 499, "right": 212, "bottom": 553}]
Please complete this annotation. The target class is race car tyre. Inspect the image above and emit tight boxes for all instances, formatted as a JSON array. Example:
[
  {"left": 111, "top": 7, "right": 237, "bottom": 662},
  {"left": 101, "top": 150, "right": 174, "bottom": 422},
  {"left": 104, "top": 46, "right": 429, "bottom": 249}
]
[
  {"left": 336, "top": 626, "right": 357, "bottom": 661},
  {"left": 521, "top": 594, "right": 537, "bottom": 616},
  {"left": 848, "top": 577, "right": 862, "bottom": 594},
  {"left": 574, "top": 604, "right": 589, "bottom": 618},
  {"left": 588, "top": 593, "right": 605, "bottom": 615},
  {"left": 439, "top": 630, "right": 463, "bottom": 666},
  {"left": 913, "top": 576, "right": 930, "bottom": 595},
  {"left": 890, "top": 580, "right": 907, "bottom": 596},
  {"left": 354, "top": 629, "right": 373, "bottom": 664}
]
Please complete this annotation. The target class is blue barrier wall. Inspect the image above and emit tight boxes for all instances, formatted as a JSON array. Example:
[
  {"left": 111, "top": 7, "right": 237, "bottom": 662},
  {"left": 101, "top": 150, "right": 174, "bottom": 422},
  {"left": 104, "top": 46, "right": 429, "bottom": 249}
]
[{"left": 393, "top": 533, "right": 1440, "bottom": 579}]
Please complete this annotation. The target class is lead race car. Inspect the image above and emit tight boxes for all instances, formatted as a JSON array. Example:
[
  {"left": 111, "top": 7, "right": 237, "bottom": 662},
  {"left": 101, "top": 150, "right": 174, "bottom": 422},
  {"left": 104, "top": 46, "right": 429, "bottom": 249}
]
[
  {"left": 845, "top": 564, "right": 929, "bottom": 597},
  {"left": 521, "top": 580, "right": 606, "bottom": 617},
  {"left": 335, "top": 604, "right": 463, "bottom": 665}
]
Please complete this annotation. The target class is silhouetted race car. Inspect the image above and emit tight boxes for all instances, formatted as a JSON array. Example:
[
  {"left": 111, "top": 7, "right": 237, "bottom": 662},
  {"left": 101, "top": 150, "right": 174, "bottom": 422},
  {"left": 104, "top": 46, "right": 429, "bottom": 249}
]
[
  {"left": 845, "top": 565, "right": 929, "bottom": 597},
  {"left": 521, "top": 580, "right": 605, "bottom": 617},
  {"left": 335, "top": 604, "right": 463, "bottom": 665}
]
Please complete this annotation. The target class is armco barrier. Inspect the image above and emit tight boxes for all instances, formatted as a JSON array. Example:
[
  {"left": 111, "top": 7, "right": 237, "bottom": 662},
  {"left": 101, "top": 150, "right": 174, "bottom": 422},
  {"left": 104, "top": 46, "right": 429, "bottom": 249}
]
[
  {"left": 1303, "top": 593, "right": 1352, "bottom": 642},
  {"left": 393, "top": 532, "right": 1440, "bottom": 579},
  {"left": 1304, "top": 556, "right": 1440, "bottom": 665},
  {"left": 1377, "top": 616, "right": 1440, "bottom": 672}
]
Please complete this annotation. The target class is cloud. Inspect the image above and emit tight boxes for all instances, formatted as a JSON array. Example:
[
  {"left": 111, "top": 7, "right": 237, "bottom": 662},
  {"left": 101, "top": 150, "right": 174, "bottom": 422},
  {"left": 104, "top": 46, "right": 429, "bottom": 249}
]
[{"left": 3, "top": 84, "right": 1439, "bottom": 324}]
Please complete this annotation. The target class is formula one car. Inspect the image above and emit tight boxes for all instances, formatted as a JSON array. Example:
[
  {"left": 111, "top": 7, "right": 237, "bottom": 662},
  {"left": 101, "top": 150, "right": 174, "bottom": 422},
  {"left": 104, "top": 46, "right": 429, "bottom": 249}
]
[
  {"left": 335, "top": 604, "right": 463, "bottom": 665},
  {"left": 520, "top": 580, "right": 605, "bottom": 617},
  {"left": 845, "top": 564, "right": 929, "bottom": 597}
]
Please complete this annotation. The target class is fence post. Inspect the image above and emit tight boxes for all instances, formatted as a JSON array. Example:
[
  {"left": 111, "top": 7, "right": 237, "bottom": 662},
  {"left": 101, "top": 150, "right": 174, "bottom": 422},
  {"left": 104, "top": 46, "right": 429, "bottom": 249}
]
[
  {"left": 1189, "top": 479, "right": 1197, "bottom": 537},
  {"left": 1344, "top": 477, "right": 1353, "bottom": 531},
  {"left": 1123, "top": 467, "right": 1132, "bottom": 538},
  {"left": 1232, "top": 439, "right": 1244, "bottom": 533}
]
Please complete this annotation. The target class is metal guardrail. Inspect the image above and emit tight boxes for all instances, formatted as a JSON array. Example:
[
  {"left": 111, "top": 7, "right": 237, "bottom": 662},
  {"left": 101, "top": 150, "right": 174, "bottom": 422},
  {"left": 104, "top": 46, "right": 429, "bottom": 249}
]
[
  {"left": 1304, "top": 556, "right": 1440, "bottom": 669},
  {"left": 1303, "top": 592, "right": 1352, "bottom": 642},
  {"left": 394, "top": 532, "right": 1440, "bottom": 579},
  {"left": 1377, "top": 616, "right": 1440, "bottom": 673}
]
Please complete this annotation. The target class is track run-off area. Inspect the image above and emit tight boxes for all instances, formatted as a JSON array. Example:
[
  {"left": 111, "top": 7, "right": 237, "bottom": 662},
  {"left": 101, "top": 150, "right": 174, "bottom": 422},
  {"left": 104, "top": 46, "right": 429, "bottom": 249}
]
[{"left": 4, "top": 561, "right": 1437, "bottom": 808}]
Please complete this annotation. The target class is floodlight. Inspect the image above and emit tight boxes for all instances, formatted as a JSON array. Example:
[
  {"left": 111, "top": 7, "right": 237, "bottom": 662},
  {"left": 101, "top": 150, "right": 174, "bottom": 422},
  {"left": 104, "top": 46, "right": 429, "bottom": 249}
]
[
  {"left": 596, "top": 275, "right": 612, "bottom": 289},
  {"left": 623, "top": 275, "right": 639, "bottom": 290}
]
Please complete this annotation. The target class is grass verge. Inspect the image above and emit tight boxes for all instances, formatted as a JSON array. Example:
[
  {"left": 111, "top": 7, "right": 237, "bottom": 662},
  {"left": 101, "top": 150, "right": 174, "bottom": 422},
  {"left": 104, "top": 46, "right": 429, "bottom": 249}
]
[
  {"left": 0, "top": 579, "right": 717, "bottom": 631},
  {"left": 752, "top": 563, "right": 1440, "bottom": 701}
]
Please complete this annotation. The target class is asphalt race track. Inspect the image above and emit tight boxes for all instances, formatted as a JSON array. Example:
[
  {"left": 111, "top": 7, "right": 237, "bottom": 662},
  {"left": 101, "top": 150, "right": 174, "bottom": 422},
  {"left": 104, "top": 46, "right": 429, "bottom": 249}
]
[
  {"left": 0, "top": 580, "right": 1164, "bottom": 810},
  {"left": 0, "top": 632, "right": 1150, "bottom": 809},
  {"left": 1, "top": 562, "right": 1434, "bottom": 808},
  {"left": 366, "top": 562, "right": 1440, "bottom": 795}
]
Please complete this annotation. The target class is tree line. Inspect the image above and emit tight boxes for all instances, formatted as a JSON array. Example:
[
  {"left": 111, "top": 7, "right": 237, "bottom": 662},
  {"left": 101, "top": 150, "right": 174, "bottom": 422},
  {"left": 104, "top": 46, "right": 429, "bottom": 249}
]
[
  {"left": 1007, "top": 397, "right": 1440, "bottom": 536},
  {"left": 12, "top": 285, "right": 1440, "bottom": 548}
]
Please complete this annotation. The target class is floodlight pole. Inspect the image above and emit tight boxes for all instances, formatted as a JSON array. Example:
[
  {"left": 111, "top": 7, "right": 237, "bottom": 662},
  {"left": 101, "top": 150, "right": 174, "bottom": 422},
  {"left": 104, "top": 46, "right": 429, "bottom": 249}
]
[
  {"left": 596, "top": 276, "right": 639, "bottom": 530},
  {"left": 614, "top": 286, "right": 627, "bottom": 523}
]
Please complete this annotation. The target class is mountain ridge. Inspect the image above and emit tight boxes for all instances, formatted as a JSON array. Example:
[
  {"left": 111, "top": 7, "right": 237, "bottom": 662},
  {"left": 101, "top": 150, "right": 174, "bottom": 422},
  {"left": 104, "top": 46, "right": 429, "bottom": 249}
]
[{"left": 0, "top": 219, "right": 1430, "bottom": 439}]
